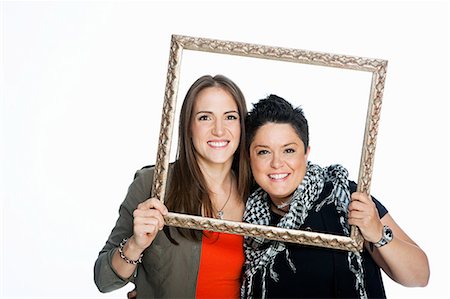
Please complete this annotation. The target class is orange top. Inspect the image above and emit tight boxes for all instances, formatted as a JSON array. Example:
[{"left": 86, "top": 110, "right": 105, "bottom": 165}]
[{"left": 195, "top": 231, "right": 244, "bottom": 299}]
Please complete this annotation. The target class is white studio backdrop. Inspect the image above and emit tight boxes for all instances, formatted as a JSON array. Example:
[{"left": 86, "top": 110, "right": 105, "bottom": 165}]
[{"left": 1, "top": 1, "right": 448, "bottom": 298}]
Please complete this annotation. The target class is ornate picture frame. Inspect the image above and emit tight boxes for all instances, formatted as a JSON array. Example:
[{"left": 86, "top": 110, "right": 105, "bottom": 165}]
[{"left": 151, "top": 34, "right": 387, "bottom": 252}]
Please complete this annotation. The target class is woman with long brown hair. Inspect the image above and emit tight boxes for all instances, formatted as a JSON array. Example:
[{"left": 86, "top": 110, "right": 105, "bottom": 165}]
[{"left": 94, "top": 75, "right": 251, "bottom": 298}]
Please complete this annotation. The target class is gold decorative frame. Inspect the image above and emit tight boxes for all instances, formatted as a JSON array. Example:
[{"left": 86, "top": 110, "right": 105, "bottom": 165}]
[{"left": 151, "top": 34, "right": 387, "bottom": 252}]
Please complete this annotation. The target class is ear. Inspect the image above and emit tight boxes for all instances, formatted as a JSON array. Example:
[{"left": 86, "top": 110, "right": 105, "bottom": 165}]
[{"left": 304, "top": 146, "right": 311, "bottom": 160}]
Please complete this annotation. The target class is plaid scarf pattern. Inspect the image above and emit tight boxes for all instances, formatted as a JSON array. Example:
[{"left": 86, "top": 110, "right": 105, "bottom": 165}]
[{"left": 242, "top": 162, "right": 367, "bottom": 299}]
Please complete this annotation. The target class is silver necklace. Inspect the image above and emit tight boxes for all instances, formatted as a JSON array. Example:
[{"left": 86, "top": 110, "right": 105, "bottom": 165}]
[
  {"left": 217, "top": 176, "right": 233, "bottom": 220},
  {"left": 276, "top": 197, "right": 293, "bottom": 209},
  {"left": 271, "top": 201, "right": 289, "bottom": 215}
]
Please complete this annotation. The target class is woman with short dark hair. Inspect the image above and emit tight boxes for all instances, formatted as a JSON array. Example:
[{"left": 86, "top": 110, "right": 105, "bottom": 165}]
[{"left": 242, "top": 94, "right": 429, "bottom": 298}]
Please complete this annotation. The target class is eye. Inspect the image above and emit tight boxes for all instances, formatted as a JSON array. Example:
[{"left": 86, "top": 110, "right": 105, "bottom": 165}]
[
  {"left": 285, "top": 148, "right": 296, "bottom": 154},
  {"left": 256, "top": 149, "right": 270, "bottom": 155},
  {"left": 225, "top": 113, "right": 239, "bottom": 120},
  {"left": 198, "top": 114, "right": 211, "bottom": 121}
]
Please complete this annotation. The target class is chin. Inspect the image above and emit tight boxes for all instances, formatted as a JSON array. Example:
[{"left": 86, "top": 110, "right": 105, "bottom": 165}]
[
  {"left": 266, "top": 190, "right": 287, "bottom": 199},
  {"left": 210, "top": 157, "right": 234, "bottom": 165}
]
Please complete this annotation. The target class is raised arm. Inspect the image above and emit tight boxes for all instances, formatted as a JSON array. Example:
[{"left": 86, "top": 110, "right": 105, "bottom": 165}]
[
  {"left": 94, "top": 167, "right": 166, "bottom": 292},
  {"left": 348, "top": 192, "right": 430, "bottom": 287}
]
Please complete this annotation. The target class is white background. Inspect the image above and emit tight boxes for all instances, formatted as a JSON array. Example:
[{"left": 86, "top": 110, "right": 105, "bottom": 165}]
[{"left": 1, "top": 1, "right": 449, "bottom": 298}]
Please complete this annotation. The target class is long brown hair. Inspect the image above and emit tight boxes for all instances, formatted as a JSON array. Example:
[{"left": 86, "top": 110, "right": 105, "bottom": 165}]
[{"left": 165, "top": 74, "right": 250, "bottom": 240}]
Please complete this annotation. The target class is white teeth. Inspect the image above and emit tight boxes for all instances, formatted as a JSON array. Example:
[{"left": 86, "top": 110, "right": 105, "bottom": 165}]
[
  {"left": 208, "top": 141, "right": 228, "bottom": 147},
  {"left": 269, "top": 173, "right": 288, "bottom": 180}
]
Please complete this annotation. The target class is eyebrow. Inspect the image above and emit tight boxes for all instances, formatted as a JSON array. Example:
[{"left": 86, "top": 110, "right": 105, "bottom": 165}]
[
  {"left": 253, "top": 142, "right": 298, "bottom": 148},
  {"left": 195, "top": 110, "right": 239, "bottom": 115},
  {"left": 283, "top": 142, "right": 298, "bottom": 147}
]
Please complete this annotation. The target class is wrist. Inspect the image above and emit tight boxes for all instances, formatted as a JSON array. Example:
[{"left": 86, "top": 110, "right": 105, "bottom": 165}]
[
  {"left": 118, "top": 238, "right": 144, "bottom": 264},
  {"left": 373, "top": 225, "right": 393, "bottom": 248}
]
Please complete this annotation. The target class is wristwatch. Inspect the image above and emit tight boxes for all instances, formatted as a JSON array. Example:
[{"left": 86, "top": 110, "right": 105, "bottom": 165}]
[{"left": 374, "top": 225, "right": 393, "bottom": 248}]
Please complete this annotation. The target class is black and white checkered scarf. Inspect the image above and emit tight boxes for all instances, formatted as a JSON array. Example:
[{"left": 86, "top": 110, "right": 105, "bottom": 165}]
[{"left": 241, "top": 162, "right": 367, "bottom": 299}]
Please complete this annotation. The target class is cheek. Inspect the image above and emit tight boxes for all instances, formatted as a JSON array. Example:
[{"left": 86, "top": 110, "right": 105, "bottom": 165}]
[
  {"left": 250, "top": 158, "right": 266, "bottom": 178},
  {"left": 291, "top": 158, "right": 308, "bottom": 178},
  {"left": 292, "top": 159, "right": 305, "bottom": 169},
  {"left": 192, "top": 123, "right": 207, "bottom": 137},
  {"left": 231, "top": 124, "right": 241, "bottom": 140},
  {"left": 190, "top": 123, "right": 198, "bottom": 138}
]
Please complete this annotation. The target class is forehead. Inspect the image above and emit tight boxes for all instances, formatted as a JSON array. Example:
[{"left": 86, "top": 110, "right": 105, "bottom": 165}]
[
  {"left": 193, "top": 86, "right": 237, "bottom": 111},
  {"left": 252, "top": 122, "right": 303, "bottom": 145}
]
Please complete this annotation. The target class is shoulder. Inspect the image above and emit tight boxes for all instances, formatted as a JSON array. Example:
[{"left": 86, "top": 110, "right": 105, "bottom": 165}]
[
  {"left": 126, "top": 165, "right": 155, "bottom": 198},
  {"left": 131, "top": 163, "right": 175, "bottom": 197},
  {"left": 134, "top": 165, "right": 155, "bottom": 180}
]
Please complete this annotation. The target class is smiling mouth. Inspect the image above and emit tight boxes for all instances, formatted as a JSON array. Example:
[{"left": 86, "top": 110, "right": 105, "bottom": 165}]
[
  {"left": 207, "top": 141, "right": 229, "bottom": 148},
  {"left": 268, "top": 173, "right": 289, "bottom": 180}
]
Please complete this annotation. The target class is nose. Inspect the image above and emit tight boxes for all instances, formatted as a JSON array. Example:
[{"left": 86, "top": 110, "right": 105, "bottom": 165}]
[
  {"left": 270, "top": 152, "right": 284, "bottom": 169},
  {"left": 212, "top": 118, "right": 225, "bottom": 136}
]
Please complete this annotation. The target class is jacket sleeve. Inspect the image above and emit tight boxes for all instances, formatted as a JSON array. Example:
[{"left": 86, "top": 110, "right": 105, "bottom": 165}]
[{"left": 93, "top": 167, "right": 154, "bottom": 293}]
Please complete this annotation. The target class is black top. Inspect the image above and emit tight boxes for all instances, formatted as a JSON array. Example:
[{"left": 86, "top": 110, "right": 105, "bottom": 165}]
[{"left": 251, "top": 181, "right": 388, "bottom": 299}]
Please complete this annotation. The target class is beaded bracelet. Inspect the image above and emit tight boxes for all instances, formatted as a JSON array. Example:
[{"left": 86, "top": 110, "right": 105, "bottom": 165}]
[{"left": 118, "top": 238, "right": 143, "bottom": 265}]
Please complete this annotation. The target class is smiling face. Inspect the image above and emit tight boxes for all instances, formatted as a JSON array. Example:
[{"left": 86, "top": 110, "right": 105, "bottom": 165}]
[
  {"left": 250, "top": 122, "right": 310, "bottom": 204},
  {"left": 190, "top": 86, "right": 241, "bottom": 169}
]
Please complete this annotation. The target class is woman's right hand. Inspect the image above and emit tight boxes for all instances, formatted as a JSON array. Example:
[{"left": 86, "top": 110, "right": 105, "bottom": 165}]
[
  {"left": 111, "top": 198, "right": 168, "bottom": 279},
  {"left": 131, "top": 197, "right": 168, "bottom": 251}
]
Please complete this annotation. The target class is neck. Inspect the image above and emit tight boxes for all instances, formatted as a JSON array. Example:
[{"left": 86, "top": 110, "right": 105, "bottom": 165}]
[
  {"left": 270, "top": 201, "right": 289, "bottom": 215},
  {"left": 197, "top": 160, "right": 234, "bottom": 188},
  {"left": 209, "top": 171, "right": 234, "bottom": 198},
  {"left": 271, "top": 192, "right": 294, "bottom": 209}
]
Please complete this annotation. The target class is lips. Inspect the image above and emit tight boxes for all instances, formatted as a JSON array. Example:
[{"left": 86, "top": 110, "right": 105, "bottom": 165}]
[
  {"left": 268, "top": 173, "right": 289, "bottom": 180},
  {"left": 207, "top": 140, "right": 229, "bottom": 148}
]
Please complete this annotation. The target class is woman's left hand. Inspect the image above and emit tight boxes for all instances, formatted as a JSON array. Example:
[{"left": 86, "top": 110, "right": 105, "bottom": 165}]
[{"left": 347, "top": 192, "right": 383, "bottom": 243}]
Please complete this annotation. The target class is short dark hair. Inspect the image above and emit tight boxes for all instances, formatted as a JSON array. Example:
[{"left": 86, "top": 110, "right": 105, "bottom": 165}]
[{"left": 245, "top": 94, "right": 309, "bottom": 151}]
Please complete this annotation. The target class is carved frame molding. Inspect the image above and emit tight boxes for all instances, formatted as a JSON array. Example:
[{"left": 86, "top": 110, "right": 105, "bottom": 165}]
[{"left": 151, "top": 34, "right": 387, "bottom": 252}]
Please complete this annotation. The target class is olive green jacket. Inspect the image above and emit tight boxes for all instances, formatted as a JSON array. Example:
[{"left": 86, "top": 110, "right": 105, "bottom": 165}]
[{"left": 94, "top": 167, "right": 202, "bottom": 298}]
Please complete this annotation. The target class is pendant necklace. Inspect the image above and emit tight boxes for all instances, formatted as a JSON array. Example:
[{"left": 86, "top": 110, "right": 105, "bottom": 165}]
[{"left": 217, "top": 176, "right": 233, "bottom": 220}]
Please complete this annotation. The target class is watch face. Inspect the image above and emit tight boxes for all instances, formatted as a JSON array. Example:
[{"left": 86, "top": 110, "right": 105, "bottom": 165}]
[
  {"left": 375, "top": 225, "right": 393, "bottom": 248},
  {"left": 384, "top": 226, "right": 393, "bottom": 241}
]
